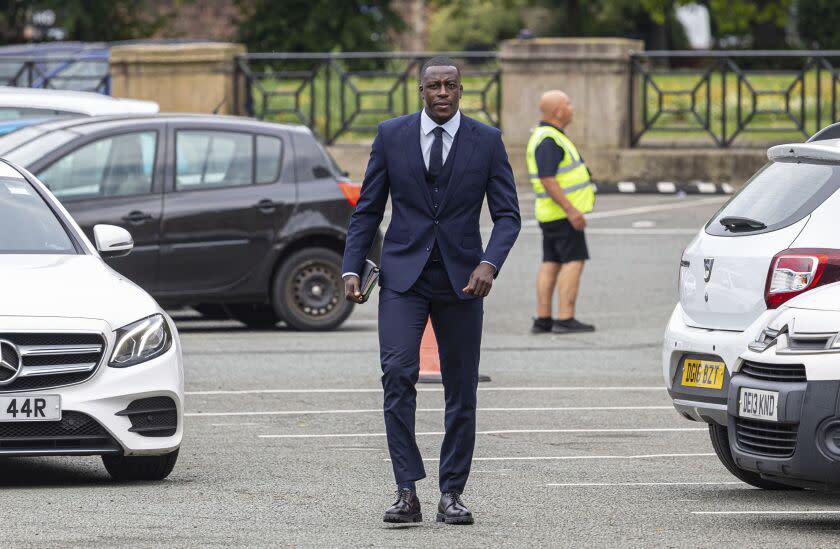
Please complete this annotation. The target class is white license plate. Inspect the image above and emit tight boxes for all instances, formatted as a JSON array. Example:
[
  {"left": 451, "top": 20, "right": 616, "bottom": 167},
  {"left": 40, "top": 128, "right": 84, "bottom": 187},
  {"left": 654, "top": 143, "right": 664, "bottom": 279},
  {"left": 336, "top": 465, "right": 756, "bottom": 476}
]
[
  {"left": 0, "top": 395, "right": 60, "bottom": 422},
  {"left": 739, "top": 388, "right": 778, "bottom": 421}
]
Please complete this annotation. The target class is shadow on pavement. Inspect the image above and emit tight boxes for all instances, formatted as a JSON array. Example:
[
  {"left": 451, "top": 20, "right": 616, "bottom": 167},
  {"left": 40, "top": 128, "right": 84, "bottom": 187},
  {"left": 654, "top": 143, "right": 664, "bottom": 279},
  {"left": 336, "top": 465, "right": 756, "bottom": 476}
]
[{"left": 0, "top": 457, "right": 111, "bottom": 487}]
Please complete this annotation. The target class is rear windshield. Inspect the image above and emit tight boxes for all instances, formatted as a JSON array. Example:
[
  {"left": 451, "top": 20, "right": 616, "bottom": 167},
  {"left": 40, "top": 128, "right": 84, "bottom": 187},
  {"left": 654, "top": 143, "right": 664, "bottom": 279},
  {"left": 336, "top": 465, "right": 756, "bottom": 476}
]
[
  {"left": 706, "top": 161, "right": 840, "bottom": 237},
  {"left": 0, "top": 173, "right": 76, "bottom": 254}
]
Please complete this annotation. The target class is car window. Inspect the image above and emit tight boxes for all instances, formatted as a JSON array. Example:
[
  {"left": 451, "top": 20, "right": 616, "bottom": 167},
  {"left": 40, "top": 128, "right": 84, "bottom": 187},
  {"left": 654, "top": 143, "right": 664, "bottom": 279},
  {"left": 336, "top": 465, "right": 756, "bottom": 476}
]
[
  {"left": 0, "top": 172, "right": 75, "bottom": 254},
  {"left": 36, "top": 131, "right": 157, "bottom": 201},
  {"left": 256, "top": 135, "right": 282, "bottom": 184},
  {"left": 706, "top": 161, "right": 840, "bottom": 237},
  {"left": 291, "top": 132, "right": 341, "bottom": 182},
  {"left": 176, "top": 130, "right": 253, "bottom": 190}
]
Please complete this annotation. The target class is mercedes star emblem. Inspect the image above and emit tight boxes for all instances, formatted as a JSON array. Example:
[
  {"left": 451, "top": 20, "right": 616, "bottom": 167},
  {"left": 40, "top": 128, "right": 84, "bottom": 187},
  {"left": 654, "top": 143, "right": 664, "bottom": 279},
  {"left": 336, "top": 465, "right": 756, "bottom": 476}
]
[{"left": 0, "top": 339, "right": 22, "bottom": 385}]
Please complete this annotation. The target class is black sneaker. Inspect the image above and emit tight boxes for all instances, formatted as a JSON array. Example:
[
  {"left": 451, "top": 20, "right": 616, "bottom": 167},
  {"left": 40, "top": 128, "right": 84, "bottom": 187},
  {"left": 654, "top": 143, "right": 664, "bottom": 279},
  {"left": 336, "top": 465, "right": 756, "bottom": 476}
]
[
  {"left": 552, "top": 318, "right": 595, "bottom": 334},
  {"left": 531, "top": 317, "right": 553, "bottom": 334}
]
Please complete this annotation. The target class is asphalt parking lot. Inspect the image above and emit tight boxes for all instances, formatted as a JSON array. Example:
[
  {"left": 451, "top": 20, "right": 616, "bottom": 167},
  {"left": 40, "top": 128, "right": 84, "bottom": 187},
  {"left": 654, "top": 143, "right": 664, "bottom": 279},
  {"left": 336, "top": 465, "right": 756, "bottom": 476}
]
[{"left": 3, "top": 193, "right": 840, "bottom": 547}]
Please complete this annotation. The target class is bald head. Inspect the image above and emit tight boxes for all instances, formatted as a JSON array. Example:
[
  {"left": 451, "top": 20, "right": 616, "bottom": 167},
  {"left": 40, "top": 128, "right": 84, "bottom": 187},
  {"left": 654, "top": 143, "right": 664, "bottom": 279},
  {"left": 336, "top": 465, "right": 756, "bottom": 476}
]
[{"left": 539, "top": 90, "right": 574, "bottom": 128}]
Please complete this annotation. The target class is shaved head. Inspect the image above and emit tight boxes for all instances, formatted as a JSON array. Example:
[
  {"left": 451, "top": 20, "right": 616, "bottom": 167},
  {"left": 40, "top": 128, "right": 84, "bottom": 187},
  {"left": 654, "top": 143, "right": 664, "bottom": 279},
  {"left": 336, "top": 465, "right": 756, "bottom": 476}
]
[{"left": 539, "top": 90, "right": 573, "bottom": 127}]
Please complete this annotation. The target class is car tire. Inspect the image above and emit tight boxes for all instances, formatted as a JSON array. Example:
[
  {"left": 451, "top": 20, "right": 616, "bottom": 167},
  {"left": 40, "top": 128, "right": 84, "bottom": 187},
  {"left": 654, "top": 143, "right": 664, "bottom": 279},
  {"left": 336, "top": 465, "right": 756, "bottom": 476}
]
[
  {"left": 103, "top": 449, "right": 179, "bottom": 481},
  {"left": 708, "top": 423, "right": 799, "bottom": 490},
  {"left": 193, "top": 304, "right": 231, "bottom": 320},
  {"left": 227, "top": 304, "right": 280, "bottom": 329},
  {"left": 273, "top": 247, "right": 353, "bottom": 331}
]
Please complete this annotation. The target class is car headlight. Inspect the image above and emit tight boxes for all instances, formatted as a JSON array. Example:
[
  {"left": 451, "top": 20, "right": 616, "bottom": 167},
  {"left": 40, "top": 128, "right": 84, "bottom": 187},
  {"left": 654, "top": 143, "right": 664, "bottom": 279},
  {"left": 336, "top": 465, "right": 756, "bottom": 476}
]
[{"left": 109, "top": 314, "right": 172, "bottom": 368}]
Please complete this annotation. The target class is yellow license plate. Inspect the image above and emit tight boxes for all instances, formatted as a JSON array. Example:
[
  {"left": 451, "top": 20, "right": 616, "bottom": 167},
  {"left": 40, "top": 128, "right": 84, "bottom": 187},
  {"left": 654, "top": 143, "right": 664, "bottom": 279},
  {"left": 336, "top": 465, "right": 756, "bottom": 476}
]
[{"left": 681, "top": 359, "right": 725, "bottom": 389}]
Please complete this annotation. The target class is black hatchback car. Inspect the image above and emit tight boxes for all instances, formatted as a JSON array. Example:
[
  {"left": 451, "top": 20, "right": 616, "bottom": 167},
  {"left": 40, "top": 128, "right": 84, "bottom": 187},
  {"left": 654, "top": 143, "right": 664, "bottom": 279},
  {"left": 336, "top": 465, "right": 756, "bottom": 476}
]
[{"left": 0, "top": 114, "right": 380, "bottom": 330}]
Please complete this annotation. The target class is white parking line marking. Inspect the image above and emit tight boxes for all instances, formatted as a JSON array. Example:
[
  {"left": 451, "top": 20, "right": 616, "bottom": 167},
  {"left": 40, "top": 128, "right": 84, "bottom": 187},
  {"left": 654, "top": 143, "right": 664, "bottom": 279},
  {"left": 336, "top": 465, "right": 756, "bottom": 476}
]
[
  {"left": 692, "top": 510, "right": 840, "bottom": 516},
  {"left": 186, "top": 386, "right": 666, "bottom": 396},
  {"left": 586, "top": 196, "right": 726, "bottom": 220},
  {"left": 258, "top": 427, "right": 705, "bottom": 439},
  {"left": 548, "top": 481, "right": 741, "bottom": 487},
  {"left": 518, "top": 228, "right": 698, "bottom": 236},
  {"left": 390, "top": 453, "right": 716, "bottom": 463},
  {"left": 186, "top": 405, "right": 674, "bottom": 417}
]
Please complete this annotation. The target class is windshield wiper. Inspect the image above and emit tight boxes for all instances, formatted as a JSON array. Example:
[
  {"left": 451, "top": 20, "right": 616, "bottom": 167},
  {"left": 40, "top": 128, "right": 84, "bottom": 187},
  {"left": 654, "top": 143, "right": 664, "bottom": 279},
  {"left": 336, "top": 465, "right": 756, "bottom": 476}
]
[{"left": 719, "top": 216, "right": 767, "bottom": 232}]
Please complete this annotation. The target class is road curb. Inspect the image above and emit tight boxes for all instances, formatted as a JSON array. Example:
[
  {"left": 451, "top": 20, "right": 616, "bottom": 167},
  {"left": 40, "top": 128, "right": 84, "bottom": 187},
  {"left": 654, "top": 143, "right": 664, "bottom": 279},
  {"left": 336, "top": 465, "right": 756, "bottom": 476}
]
[{"left": 593, "top": 181, "right": 735, "bottom": 195}]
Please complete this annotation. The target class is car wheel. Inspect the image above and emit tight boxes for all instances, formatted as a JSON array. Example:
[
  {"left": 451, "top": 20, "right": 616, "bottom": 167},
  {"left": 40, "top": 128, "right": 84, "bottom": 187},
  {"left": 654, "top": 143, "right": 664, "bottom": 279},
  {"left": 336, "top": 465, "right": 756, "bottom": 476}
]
[
  {"left": 708, "top": 423, "right": 799, "bottom": 490},
  {"left": 193, "top": 304, "right": 231, "bottom": 320},
  {"left": 273, "top": 247, "right": 353, "bottom": 331},
  {"left": 102, "top": 449, "right": 179, "bottom": 481},
  {"left": 227, "top": 304, "right": 279, "bottom": 329}
]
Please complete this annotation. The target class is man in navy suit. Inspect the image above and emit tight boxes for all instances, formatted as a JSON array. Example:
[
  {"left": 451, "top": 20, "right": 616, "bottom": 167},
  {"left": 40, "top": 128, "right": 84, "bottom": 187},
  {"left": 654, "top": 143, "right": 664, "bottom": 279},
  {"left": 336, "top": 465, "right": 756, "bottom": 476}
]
[{"left": 342, "top": 56, "right": 520, "bottom": 525}]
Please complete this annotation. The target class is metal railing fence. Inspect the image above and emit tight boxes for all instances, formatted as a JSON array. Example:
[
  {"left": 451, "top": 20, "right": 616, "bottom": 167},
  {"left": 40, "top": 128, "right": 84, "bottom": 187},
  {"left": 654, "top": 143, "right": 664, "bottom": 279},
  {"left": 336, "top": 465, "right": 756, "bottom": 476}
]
[
  {"left": 630, "top": 50, "right": 840, "bottom": 147},
  {"left": 0, "top": 57, "right": 110, "bottom": 94},
  {"left": 233, "top": 52, "right": 501, "bottom": 144}
]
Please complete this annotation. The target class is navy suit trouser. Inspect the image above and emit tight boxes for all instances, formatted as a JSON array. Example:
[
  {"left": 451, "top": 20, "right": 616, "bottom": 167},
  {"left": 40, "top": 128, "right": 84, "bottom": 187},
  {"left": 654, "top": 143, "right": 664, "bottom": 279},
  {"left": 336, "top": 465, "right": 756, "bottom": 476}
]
[{"left": 378, "top": 259, "right": 483, "bottom": 493}]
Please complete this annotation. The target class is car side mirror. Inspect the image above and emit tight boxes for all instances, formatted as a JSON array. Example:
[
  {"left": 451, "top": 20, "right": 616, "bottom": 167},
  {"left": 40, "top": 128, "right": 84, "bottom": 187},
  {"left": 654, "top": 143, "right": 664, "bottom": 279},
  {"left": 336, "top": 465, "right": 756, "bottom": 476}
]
[{"left": 93, "top": 224, "right": 134, "bottom": 258}]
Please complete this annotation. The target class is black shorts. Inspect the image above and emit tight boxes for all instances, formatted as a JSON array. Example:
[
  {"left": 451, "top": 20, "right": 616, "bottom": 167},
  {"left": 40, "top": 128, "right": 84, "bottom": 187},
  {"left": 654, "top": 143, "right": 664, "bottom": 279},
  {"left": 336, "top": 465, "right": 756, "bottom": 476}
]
[{"left": 540, "top": 219, "right": 589, "bottom": 263}]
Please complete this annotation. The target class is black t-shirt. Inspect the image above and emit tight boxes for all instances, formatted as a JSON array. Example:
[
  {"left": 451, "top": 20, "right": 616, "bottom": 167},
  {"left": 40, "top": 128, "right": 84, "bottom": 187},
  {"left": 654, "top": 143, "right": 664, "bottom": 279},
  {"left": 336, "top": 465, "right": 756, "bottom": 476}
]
[{"left": 534, "top": 121, "right": 566, "bottom": 178}]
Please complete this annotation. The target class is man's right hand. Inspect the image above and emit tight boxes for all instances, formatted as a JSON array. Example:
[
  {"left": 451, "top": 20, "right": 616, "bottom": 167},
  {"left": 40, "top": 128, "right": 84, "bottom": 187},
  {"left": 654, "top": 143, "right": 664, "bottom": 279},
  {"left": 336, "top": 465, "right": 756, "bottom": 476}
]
[
  {"left": 567, "top": 207, "right": 587, "bottom": 231},
  {"left": 344, "top": 275, "right": 364, "bottom": 303}
]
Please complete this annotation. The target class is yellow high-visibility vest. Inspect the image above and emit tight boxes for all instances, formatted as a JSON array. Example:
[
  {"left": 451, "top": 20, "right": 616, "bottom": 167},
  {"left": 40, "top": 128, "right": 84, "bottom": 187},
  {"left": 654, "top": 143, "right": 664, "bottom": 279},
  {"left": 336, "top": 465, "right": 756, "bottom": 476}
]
[{"left": 526, "top": 124, "right": 595, "bottom": 223}]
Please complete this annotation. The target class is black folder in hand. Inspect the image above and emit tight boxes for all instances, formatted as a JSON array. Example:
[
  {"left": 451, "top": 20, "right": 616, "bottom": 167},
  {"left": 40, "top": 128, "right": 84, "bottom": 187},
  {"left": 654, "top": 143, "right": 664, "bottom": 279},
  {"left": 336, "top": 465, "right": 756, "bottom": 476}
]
[{"left": 360, "top": 259, "right": 380, "bottom": 303}]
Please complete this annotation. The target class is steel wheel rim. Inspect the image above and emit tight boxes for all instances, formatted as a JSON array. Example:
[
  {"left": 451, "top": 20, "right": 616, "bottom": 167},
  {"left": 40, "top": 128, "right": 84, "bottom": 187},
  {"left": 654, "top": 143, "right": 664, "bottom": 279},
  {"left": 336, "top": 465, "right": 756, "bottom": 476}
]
[{"left": 288, "top": 260, "right": 341, "bottom": 320}]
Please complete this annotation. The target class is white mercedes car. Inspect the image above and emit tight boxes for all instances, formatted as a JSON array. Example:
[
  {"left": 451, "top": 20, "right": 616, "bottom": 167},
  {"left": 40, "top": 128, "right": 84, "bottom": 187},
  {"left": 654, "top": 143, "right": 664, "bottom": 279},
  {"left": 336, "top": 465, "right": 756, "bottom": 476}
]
[
  {"left": 664, "top": 122, "right": 840, "bottom": 486},
  {"left": 0, "top": 158, "right": 183, "bottom": 480}
]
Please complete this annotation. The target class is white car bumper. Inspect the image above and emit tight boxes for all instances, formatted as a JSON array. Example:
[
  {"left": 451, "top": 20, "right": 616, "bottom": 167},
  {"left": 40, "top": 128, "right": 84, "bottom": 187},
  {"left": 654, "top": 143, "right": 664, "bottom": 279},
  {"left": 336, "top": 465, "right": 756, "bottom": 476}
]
[
  {"left": 662, "top": 303, "right": 775, "bottom": 425},
  {"left": 0, "top": 315, "right": 184, "bottom": 456}
]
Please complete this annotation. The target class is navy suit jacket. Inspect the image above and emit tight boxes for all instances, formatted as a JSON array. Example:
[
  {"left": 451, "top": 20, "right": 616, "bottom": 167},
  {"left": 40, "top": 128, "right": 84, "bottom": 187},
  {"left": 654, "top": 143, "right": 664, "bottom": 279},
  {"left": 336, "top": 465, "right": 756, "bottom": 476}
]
[{"left": 342, "top": 112, "right": 521, "bottom": 300}]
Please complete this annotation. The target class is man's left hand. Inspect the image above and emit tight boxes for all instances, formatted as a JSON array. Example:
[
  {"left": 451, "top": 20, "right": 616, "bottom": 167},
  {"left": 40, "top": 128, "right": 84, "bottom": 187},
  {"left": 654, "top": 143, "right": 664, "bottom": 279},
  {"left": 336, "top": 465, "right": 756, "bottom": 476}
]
[{"left": 463, "top": 263, "right": 495, "bottom": 297}]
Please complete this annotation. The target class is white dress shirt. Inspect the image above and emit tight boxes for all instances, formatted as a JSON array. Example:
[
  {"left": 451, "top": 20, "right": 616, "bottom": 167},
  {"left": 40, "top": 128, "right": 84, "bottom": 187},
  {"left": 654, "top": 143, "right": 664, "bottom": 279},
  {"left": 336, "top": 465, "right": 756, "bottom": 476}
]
[
  {"left": 420, "top": 109, "right": 460, "bottom": 170},
  {"left": 342, "top": 109, "right": 496, "bottom": 279}
]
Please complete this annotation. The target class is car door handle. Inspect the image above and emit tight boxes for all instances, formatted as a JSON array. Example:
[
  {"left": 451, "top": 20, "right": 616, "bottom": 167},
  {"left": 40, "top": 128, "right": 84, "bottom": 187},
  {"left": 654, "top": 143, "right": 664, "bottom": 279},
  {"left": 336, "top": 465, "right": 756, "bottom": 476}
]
[
  {"left": 255, "top": 199, "right": 276, "bottom": 214},
  {"left": 122, "top": 210, "right": 153, "bottom": 224}
]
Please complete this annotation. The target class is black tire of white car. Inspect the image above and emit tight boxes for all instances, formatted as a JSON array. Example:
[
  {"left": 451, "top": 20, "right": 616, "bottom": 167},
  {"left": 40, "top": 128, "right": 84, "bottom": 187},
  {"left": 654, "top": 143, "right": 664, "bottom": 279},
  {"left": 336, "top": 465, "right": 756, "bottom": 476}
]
[
  {"left": 102, "top": 449, "right": 179, "bottom": 481},
  {"left": 273, "top": 248, "right": 354, "bottom": 331},
  {"left": 708, "top": 424, "right": 799, "bottom": 490}
]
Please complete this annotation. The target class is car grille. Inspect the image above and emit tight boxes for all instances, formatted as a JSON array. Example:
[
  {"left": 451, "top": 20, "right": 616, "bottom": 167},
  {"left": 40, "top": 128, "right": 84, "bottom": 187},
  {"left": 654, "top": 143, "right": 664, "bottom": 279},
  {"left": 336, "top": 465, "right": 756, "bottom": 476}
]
[
  {"left": 739, "top": 361, "right": 806, "bottom": 382},
  {"left": 0, "top": 411, "right": 119, "bottom": 455},
  {"left": 735, "top": 417, "right": 798, "bottom": 458},
  {"left": 117, "top": 396, "right": 178, "bottom": 437},
  {"left": 0, "top": 332, "right": 106, "bottom": 392}
]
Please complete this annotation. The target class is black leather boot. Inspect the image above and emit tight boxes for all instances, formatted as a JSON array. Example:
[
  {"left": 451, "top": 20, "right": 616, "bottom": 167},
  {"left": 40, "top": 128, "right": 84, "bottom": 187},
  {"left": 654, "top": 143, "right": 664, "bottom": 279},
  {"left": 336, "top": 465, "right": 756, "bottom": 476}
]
[
  {"left": 436, "top": 492, "right": 474, "bottom": 525},
  {"left": 383, "top": 489, "right": 422, "bottom": 523}
]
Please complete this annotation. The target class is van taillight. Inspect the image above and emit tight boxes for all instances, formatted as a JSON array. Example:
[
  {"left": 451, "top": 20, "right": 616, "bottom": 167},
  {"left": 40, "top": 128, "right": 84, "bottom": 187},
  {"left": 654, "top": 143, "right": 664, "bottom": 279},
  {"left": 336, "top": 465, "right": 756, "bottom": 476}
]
[
  {"left": 337, "top": 179, "right": 361, "bottom": 207},
  {"left": 765, "top": 248, "right": 840, "bottom": 308}
]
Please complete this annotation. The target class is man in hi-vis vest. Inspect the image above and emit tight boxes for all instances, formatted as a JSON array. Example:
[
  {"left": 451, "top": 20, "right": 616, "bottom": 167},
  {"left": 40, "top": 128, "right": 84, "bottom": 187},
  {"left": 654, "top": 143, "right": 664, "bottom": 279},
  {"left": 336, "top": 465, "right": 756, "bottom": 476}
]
[{"left": 527, "top": 90, "right": 595, "bottom": 334}]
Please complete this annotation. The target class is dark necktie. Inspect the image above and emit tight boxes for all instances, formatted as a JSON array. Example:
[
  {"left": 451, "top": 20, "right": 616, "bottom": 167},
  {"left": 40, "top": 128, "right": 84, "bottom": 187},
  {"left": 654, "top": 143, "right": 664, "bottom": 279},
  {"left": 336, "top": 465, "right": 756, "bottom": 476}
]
[{"left": 429, "top": 126, "right": 443, "bottom": 180}]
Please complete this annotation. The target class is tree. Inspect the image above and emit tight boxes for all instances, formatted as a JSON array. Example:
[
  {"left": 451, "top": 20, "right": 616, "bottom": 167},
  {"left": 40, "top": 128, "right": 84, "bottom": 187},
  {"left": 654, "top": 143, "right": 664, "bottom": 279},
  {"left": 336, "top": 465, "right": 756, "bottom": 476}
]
[
  {"left": 532, "top": 0, "right": 689, "bottom": 50},
  {"left": 0, "top": 1, "right": 31, "bottom": 44},
  {"left": 427, "top": 0, "right": 524, "bottom": 52},
  {"left": 709, "top": 0, "right": 792, "bottom": 49},
  {"left": 43, "top": 0, "right": 170, "bottom": 42},
  {"left": 234, "top": 0, "right": 405, "bottom": 53},
  {"left": 797, "top": 0, "right": 840, "bottom": 49}
]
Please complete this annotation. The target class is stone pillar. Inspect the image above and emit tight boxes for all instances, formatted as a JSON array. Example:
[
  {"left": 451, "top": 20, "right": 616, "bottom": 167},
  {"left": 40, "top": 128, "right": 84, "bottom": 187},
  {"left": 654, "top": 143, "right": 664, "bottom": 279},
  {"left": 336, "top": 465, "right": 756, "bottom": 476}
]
[
  {"left": 498, "top": 38, "right": 643, "bottom": 181},
  {"left": 110, "top": 42, "right": 246, "bottom": 115}
]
